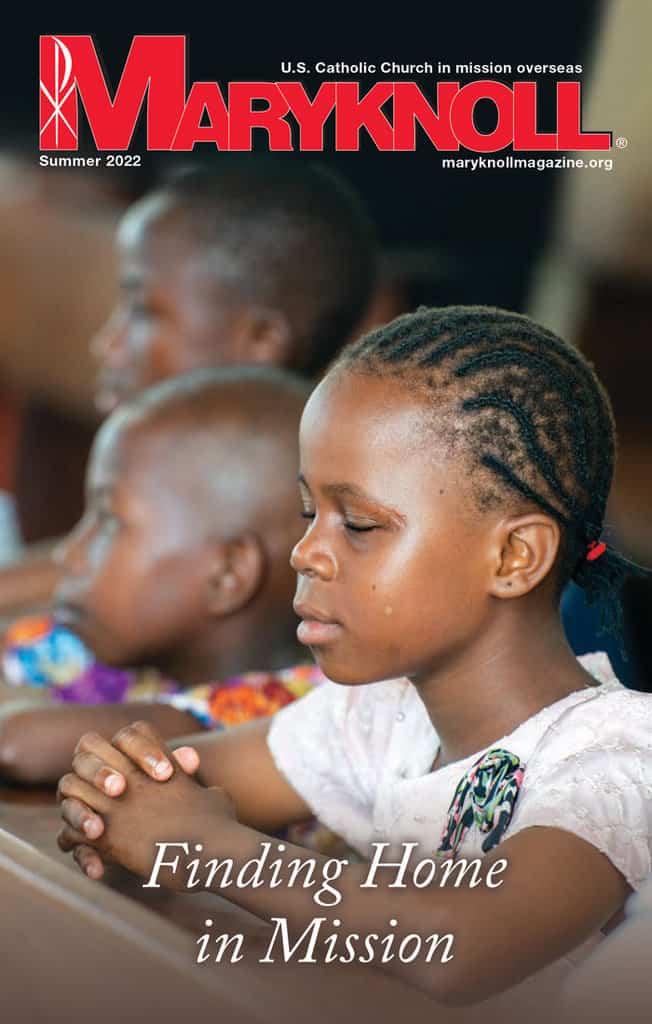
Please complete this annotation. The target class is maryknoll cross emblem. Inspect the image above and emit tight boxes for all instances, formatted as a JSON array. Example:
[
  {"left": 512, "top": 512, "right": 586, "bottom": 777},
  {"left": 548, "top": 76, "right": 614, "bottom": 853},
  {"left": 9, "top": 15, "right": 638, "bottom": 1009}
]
[
  {"left": 38, "top": 34, "right": 187, "bottom": 152},
  {"left": 40, "top": 36, "right": 78, "bottom": 149}
]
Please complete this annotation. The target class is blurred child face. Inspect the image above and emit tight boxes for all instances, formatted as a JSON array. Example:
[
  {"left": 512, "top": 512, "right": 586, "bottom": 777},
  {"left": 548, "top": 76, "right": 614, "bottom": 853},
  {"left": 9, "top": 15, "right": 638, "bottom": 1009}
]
[
  {"left": 291, "top": 372, "right": 496, "bottom": 686},
  {"left": 92, "top": 200, "right": 242, "bottom": 414},
  {"left": 52, "top": 418, "right": 216, "bottom": 667}
]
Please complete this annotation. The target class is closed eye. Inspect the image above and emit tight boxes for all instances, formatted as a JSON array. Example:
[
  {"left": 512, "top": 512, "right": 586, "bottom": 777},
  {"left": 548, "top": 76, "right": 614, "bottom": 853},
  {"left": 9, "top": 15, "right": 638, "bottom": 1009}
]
[{"left": 300, "top": 510, "right": 378, "bottom": 533}]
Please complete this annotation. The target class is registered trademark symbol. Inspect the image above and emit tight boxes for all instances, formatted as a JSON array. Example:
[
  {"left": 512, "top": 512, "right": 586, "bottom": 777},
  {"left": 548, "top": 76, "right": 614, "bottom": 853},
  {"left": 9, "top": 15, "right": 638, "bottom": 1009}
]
[{"left": 615, "top": 136, "right": 628, "bottom": 148}]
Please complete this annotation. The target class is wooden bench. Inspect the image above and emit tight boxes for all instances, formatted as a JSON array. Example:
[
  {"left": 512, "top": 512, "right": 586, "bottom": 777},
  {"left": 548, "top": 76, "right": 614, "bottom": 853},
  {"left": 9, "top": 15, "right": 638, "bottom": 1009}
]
[{"left": 0, "top": 826, "right": 440, "bottom": 1024}]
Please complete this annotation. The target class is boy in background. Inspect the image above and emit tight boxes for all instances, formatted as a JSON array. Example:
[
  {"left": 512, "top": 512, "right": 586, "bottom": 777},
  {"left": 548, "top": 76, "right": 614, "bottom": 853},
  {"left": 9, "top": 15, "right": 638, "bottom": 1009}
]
[
  {"left": 0, "top": 367, "right": 319, "bottom": 785},
  {"left": 0, "top": 159, "right": 377, "bottom": 613}
]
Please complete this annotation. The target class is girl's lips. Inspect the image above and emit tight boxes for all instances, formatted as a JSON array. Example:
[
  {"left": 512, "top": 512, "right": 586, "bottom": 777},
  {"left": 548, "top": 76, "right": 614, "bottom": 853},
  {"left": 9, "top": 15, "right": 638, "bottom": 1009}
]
[{"left": 296, "top": 619, "right": 343, "bottom": 645}]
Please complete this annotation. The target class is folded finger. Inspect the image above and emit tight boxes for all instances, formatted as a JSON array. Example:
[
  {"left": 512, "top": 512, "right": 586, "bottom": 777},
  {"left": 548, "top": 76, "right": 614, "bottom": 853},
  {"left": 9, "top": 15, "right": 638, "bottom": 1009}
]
[
  {"left": 72, "top": 730, "right": 137, "bottom": 785},
  {"left": 172, "top": 746, "right": 200, "bottom": 775},
  {"left": 111, "top": 720, "right": 175, "bottom": 781},
  {"left": 59, "top": 796, "right": 105, "bottom": 839},
  {"left": 57, "top": 772, "right": 112, "bottom": 816},
  {"left": 57, "top": 823, "right": 89, "bottom": 853},
  {"left": 74, "top": 843, "right": 105, "bottom": 880},
  {"left": 71, "top": 750, "right": 127, "bottom": 797}
]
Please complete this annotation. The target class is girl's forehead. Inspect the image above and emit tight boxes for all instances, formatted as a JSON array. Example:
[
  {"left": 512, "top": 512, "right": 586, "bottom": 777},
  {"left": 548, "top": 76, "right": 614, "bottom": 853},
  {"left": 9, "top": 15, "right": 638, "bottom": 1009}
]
[
  {"left": 299, "top": 372, "right": 459, "bottom": 494},
  {"left": 302, "top": 372, "right": 433, "bottom": 451}
]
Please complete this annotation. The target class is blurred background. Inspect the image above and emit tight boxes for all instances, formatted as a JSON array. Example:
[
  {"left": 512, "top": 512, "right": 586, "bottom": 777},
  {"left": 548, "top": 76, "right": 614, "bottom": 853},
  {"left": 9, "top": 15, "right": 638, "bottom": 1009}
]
[{"left": 0, "top": 3, "right": 650, "bottom": 686}]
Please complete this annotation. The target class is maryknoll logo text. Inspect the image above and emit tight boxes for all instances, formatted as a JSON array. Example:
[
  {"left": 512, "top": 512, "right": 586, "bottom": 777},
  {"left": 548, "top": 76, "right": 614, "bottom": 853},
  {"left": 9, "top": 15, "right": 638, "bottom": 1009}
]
[{"left": 39, "top": 36, "right": 612, "bottom": 153}]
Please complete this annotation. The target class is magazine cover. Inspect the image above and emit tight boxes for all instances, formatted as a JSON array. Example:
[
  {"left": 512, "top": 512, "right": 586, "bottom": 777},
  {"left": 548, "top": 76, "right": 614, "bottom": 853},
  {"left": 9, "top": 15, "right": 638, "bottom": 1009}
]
[{"left": 0, "top": 6, "right": 650, "bottom": 1023}]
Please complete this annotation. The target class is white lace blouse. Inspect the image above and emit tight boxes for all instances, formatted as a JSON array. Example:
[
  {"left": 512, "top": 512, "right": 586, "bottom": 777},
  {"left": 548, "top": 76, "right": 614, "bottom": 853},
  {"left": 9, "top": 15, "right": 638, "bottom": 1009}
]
[{"left": 268, "top": 652, "right": 652, "bottom": 888}]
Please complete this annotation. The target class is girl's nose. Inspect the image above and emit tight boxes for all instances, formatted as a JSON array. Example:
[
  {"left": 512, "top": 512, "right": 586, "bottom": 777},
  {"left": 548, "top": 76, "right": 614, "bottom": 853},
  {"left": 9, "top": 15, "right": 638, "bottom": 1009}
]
[{"left": 290, "top": 527, "right": 336, "bottom": 581}]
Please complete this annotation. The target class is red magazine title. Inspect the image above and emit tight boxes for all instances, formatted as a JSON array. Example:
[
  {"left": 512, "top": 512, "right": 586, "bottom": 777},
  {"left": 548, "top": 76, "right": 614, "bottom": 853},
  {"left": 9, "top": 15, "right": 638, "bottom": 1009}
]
[{"left": 39, "top": 34, "right": 612, "bottom": 154}]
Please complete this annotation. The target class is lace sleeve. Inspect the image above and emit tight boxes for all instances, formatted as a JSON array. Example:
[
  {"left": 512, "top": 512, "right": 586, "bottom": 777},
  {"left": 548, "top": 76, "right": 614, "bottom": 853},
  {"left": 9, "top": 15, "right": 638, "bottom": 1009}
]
[{"left": 509, "top": 720, "right": 652, "bottom": 889}]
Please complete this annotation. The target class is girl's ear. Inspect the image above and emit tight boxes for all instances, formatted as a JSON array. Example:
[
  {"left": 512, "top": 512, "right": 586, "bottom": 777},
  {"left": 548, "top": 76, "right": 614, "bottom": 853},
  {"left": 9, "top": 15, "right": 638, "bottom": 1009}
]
[
  {"left": 205, "top": 532, "right": 266, "bottom": 617},
  {"left": 488, "top": 514, "right": 561, "bottom": 599}
]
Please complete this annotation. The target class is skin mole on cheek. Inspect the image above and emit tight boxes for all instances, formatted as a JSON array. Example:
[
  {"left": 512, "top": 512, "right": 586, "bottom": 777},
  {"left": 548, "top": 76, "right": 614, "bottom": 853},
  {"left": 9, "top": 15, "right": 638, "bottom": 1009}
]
[{"left": 372, "top": 584, "right": 377, "bottom": 591}]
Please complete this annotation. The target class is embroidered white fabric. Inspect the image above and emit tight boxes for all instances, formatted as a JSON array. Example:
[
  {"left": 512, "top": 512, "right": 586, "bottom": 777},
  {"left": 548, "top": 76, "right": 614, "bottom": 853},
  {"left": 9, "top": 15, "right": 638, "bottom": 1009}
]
[{"left": 267, "top": 652, "right": 652, "bottom": 888}]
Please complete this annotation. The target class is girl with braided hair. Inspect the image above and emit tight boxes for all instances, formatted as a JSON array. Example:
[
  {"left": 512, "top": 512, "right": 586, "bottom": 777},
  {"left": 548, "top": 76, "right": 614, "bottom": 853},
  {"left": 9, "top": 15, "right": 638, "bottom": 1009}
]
[{"left": 57, "top": 306, "right": 652, "bottom": 1014}]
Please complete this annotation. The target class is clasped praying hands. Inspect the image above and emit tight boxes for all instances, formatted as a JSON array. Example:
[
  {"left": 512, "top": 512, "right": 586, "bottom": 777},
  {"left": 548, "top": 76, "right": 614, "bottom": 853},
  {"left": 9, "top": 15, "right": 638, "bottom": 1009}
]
[{"left": 56, "top": 720, "right": 233, "bottom": 887}]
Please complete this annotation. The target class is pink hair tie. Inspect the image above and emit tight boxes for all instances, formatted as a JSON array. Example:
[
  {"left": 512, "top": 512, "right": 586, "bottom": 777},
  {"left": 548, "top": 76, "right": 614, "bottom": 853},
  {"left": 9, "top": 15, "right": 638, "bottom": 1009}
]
[{"left": 586, "top": 540, "right": 607, "bottom": 562}]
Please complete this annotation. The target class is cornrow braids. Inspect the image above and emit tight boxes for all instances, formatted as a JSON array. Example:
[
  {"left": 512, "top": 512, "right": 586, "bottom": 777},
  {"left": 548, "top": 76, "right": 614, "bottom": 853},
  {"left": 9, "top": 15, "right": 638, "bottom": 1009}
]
[{"left": 334, "top": 305, "right": 651, "bottom": 645}]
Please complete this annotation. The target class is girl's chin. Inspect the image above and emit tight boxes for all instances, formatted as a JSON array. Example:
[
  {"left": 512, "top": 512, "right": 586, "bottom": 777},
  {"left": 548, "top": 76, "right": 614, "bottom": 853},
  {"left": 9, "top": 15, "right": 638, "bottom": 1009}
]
[{"left": 310, "top": 649, "right": 389, "bottom": 687}]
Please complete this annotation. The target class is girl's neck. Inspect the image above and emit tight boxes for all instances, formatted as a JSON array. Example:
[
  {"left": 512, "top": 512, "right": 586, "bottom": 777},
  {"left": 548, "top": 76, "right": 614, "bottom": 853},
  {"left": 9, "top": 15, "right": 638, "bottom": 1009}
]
[{"left": 412, "top": 608, "right": 599, "bottom": 769}]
